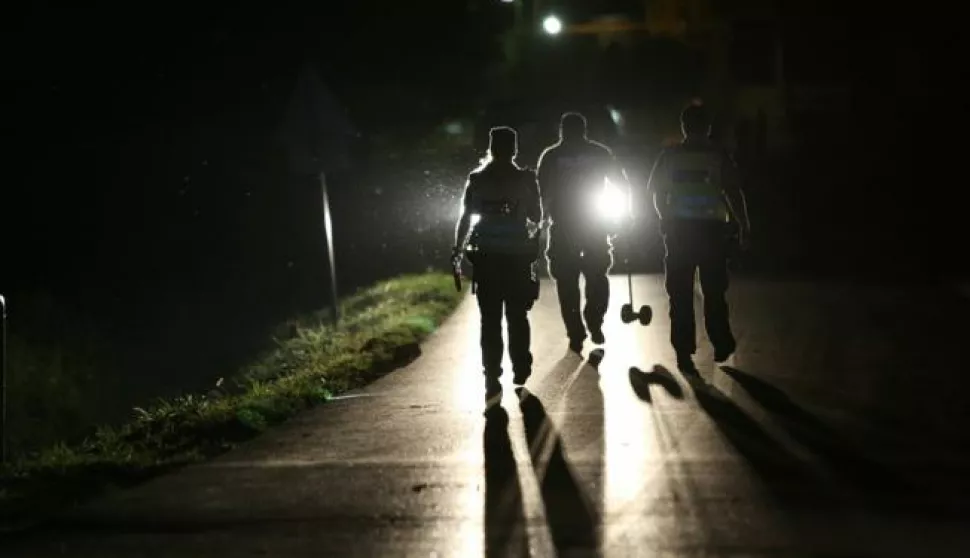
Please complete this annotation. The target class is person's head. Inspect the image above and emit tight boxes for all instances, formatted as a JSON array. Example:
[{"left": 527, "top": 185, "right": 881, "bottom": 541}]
[
  {"left": 487, "top": 126, "right": 518, "bottom": 162},
  {"left": 680, "top": 102, "right": 711, "bottom": 139},
  {"left": 559, "top": 112, "right": 587, "bottom": 142}
]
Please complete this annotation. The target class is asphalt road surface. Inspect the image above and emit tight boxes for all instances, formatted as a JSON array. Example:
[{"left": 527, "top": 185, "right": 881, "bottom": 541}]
[{"left": 4, "top": 275, "right": 970, "bottom": 557}]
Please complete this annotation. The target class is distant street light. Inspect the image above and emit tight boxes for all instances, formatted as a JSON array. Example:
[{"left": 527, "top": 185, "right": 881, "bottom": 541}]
[{"left": 542, "top": 15, "right": 563, "bottom": 35}]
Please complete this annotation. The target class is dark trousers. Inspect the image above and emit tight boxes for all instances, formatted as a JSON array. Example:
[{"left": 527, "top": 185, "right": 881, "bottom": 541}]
[
  {"left": 545, "top": 225, "right": 614, "bottom": 341},
  {"left": 474, "top": 254, "right": 536, "bottom": 378},
  {"left": 663, "top": 220, "right": 736, "bottom": 355}
]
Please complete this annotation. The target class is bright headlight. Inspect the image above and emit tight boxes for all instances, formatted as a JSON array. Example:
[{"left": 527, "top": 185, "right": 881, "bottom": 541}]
[{"left": 594, "top": 181, "right": 627, "bottom": 223}]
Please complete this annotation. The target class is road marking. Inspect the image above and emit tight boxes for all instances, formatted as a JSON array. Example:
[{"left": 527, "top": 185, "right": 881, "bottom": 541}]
[{"left": 327, "top": 393, "right": 382, "bottom": 401}]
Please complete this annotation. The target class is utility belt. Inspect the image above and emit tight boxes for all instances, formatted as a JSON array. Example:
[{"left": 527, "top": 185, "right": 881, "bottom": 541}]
[{"left": 465, "top": 241, "right": 541, "bottom": 306}]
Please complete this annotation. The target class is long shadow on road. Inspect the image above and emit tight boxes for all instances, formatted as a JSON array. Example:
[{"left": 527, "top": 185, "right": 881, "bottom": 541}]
[
  {"left": 629, "top": 365, "right": 684, "bottom": 403},
  {"left": 561, "top": 348, "right": 606, "bottom": 555},
  {"left": 483, "top": 406, "right": 530, "bottom": 558},
  {"left": 720, "top": 366, "right": 968, "bottom": 518},
  {"left": 517, "top": 386, "right": 600, "bottom": 554},
  {"left": 680, "top": 369, "right": 843, "bottom": 511}
]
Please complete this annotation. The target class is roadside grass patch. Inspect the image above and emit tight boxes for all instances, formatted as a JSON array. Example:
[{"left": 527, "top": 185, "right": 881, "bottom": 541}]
[{"left": 0, "top": 272, "right": 465, "bottom": 527}]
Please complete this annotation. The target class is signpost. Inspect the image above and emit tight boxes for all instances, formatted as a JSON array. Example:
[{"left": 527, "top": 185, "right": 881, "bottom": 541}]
[
  {"left": 320, "top": 172, "right": 338, "bottom": 323},
  {"left": 278, "top": 62, "right": 357, "bottom": 324},
  {"left": 1, "top": 294, "right": 7, "bottom": 463}
]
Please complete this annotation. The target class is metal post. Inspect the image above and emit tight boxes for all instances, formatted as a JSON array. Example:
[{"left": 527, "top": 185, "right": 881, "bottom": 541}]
[
  {"left": 319, "top": 172, "right": 339, "bottom": 324},
  {"left": 513, "top": 0, "right": 523, "bottom": 33},
  {"left": 1, "top": 294, "right": 7, "bottom": 464},
  {"left": 502, "top": 0, "right": 526, "bottom": 74}
]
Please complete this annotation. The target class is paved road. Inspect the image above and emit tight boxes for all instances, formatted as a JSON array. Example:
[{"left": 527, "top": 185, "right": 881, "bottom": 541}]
[{"left": 4, "top": 276, "right": 970, "bottom": 557}]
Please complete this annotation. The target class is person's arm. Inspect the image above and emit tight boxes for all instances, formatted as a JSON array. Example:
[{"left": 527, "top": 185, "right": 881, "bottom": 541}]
[
  {"left": 536, "top": 148, "right": 554, "bottom": 225},
  {"left": 604, "top": 147, "right": 629, "bottom": 186},
  {"left": 720, "top": 152, "right": 751, "bottom": 244},
  {"left": 525, "top": 170, "right": 542, "bottom": 225},
  {"left": 647, "top": 150, "right": 669, "bottom": 223},
  {"left": 521, "top": 169, "right": 543, "bottom": 241},
  {"left": 602, "top": 146, "right": 633, "bottom": 221},
  {"left": 454, "top": 176, "right": 475, "bottom": 251}
]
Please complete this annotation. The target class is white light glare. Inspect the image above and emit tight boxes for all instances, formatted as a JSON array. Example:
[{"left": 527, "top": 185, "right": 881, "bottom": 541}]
[
  {"left": 543, "top": 15, "right": 563, "bottom": 35},
  {"left": 595, "top": 181, "right": 627, "bottom": 223},
  {"left": 608, "top": 106, "right": 623, "bottom": 126}
]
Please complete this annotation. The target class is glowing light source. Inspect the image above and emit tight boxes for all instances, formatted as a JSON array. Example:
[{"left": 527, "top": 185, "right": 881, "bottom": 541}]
[
  {"left": 608, "top": 106, "right": 623, "bottom": 126},
  {"left": 542, "top": 15, "right": 563, "bottom": 35},
  {"left": 595, "top": 181, "right": 628, "bottom": 224},
  {"left": 444, "top": 121, "right": 463, "bottom": 135}
]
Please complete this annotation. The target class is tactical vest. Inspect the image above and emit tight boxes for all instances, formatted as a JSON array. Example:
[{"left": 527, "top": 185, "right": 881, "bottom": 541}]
[
  {"left": 663, "top": 147, "right": 730, "bottom": 222},
  {"left": 468, "top": 169, "right": 535, "bottom": 256}
]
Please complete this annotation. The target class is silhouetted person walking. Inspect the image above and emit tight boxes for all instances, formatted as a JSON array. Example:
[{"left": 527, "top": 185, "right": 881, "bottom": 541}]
[
  {"left": 454, "top": 126, "right": 542, "bottom": 402},
  {"left": 537, "top": 112, "right": 628, "bottom": 353},
  {"left": 647, "top": 102, "right": 751, "bottom": 370}
]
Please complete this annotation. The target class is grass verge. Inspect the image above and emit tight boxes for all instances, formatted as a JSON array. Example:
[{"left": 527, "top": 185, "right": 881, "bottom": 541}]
[{"left": 0, "top": 272, "right": 465, "bottom": 528}]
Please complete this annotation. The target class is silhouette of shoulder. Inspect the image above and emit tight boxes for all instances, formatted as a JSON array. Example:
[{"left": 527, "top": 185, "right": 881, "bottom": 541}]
[
  {"left": 586, "top": 139, "right": 614, "bottom": 157},
  {"left": 538, "top": 143, "right": 562, "bottom": 162},
  {"left": 467, "top": 164, "right": 533, "bottom": 190}
]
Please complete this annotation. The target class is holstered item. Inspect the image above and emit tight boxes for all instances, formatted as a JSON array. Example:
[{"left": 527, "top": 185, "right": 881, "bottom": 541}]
[{"left": 451, "top": 256, "right": 462, "bottom": 292}]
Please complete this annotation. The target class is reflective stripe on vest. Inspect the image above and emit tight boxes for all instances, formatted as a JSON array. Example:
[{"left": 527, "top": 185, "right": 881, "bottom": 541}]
[
  {"left": 470, "top": 199, "right": 533, "bottom": 255},
  {"left": 472, "top": 218, "right": 532, "bottom": 254},
  {"left": 666, "top": 151, "right": 729, "bottom": 222}
]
